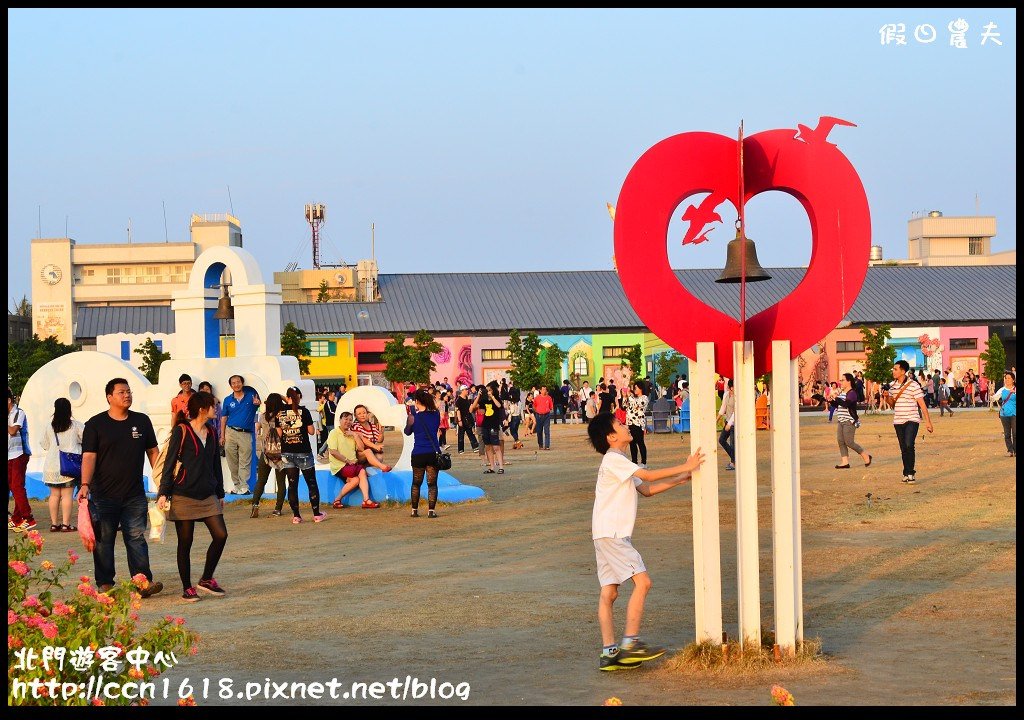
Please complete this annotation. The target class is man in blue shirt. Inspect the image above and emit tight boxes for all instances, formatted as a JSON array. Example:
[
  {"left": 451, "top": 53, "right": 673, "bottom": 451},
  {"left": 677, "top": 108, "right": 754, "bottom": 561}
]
[{"left": 219, "top": 374, "right": 261, "bottom": 494}]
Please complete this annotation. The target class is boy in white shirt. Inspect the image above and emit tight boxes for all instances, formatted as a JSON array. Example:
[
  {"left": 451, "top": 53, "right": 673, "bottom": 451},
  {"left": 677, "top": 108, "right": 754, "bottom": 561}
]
[{"left": 588, "top": 413, "right": 705, "bottom": 671}]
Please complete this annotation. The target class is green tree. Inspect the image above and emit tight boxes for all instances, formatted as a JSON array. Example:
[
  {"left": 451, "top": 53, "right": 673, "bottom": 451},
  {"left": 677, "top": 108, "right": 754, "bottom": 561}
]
[
  {"left": 655, "top": 350, "right": 684, "bottom": 392},
  {"left": 621, "top": 343, "right": 644, "bottom": 379},
  {"left": 408, "top": 329, "right": 443, "bottom": 384},
  {"left": 315, "top": 279, "right": 330, "bottom": 303},
  {"left": 10, "top": 294, "right": 31, "bottom": 316},
  {"left": 7, "top": 334, "right": 81, "bottom": 397},
  {"left": 979, "top": 332, "right": 1007, "bottom": 385},
  {"left": 507, "top": 329, "right": 543, "bottom": 390},
  {"left": 539, "top": 343, "right": 567, "bottom": 390},
  {"left": 860, "top": 324, "right": 897, "bottom": 384},
  {"left": 281, "top": 322, "right": 311, "bottom": 375},
  {"left": 133, "top": 337, "right": 171, "bottom": 385},
  {"left": 382, "top": 330, "right": 442, "bottom": 385},
  {"left": 381, "top": 333, "right": 411, "bottom": 385}
]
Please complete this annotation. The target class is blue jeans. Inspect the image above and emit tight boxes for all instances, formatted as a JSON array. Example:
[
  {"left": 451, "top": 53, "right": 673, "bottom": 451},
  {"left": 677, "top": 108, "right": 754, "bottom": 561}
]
[
  {"left": 90, "top": 494, "right": 153, "bottom": 587},
  {"left": 535, "top": 413, "right": 551, "bottom": 449},
  {"left": 894, "top": 422, "right": 920, "bottom": 477},
  {"left": 718, "top": 426, "right": 735, "bottom": 464},
  {"left": 508, "top": 416, "right": 521, "bottom": 441}
]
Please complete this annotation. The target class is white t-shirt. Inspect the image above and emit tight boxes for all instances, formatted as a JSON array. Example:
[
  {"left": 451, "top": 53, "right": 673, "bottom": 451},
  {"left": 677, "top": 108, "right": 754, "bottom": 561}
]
[
  {"left": 592, "top": 449, "right": 643, "bottom": 540},
  {"left": 8, "top": 407, "right": 28, "bottom": 460}
]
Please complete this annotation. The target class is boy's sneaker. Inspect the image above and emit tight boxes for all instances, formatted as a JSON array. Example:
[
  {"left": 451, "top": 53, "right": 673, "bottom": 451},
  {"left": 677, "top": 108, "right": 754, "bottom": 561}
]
[
  {"left": 599, "top": 651, "right": 639, "bottom": 672},
  {"left": 197, "top": 578, "right": 226, "bottom": 596},
  {"left": 725, "top": 463, "right": 735, "bottom": 471},
  {"left": 617, "top": 640, "right": 666, "bottom": 665},
  {"left": 13, "top": 519, "right": 36, "bottom": 533},
  {"left": 313, "top": 512, "right": 328, "bottom": 523},
  {"left": 901, "top": 475, "right": 910, "bottom": 484},
  {"left": 270, "top": 510, "right": 282, "bottom": 517},
  {"left": 905, "top": 475, "right": 917, "bottom": 485},
  {"left": 182, "top": 587, "right": 201, "bottom": 603}
]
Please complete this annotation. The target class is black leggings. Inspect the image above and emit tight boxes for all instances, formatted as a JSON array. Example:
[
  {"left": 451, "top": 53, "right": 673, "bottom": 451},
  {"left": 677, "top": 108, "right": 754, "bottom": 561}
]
[
  {"left": 411, "top": 466, "right": 439, "bottom": 511},
  {"left": 629, "top": 424, "right": 647, "bottom": 464},
  {"left": 285, "top": 466, "right": 321, "bottom": 518},
  {"left": 438, "top": 428, "right": 448, "bottom": 446},
  {"left": 174, "top": 514, "right": 228, "bottom": 592}
]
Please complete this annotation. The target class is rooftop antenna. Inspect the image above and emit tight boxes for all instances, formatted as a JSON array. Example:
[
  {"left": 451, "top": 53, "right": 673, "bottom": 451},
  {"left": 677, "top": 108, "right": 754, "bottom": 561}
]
[
  {"left": 65, "top": 215, "right": 68, "bottom": 238},
  {"left": 305, "top": 203, "right": 326, "bottom": 269},
  {"left": 162, "top": 201, "right": 169, "bottom": 242},
  {"left": 371, "top": 222, "right": 375, "bottom": 263},
  {"left": 37, "top": 206, "right": 41, "bottom": 238},
  {"left": 975, "top": 193, "right": 979, "bottom": 215},
  {"left": 228, "top": 185, "right": 235, "bottom": 216},
  {"left": 127, "top": 217, "right": 132, "bottom": 244}
]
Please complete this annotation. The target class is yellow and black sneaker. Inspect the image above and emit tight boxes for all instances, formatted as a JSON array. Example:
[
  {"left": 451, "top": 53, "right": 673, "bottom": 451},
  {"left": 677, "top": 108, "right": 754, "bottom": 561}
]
[
  {"left": 599, "top": 651, "right": 638, "bottom": 672},
  {"left": 617, "top": 640, "right": 666, "bottom": 665}
]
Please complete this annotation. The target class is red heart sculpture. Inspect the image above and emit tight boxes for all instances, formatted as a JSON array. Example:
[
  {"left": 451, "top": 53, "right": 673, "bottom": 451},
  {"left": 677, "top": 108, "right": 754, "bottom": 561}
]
[{"left": 613, "top": 128, "right": 870, "bottom": 378}]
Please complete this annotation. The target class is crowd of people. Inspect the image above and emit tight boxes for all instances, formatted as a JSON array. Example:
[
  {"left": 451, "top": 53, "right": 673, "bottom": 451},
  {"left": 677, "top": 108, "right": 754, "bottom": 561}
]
[{"left": 7, "top": 356, "right": 1016, "bottom": 611}]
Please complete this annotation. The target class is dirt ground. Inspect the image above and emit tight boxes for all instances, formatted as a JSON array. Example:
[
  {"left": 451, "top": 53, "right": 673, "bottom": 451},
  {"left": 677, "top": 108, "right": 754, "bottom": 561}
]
[{"left": 17, "top": 410, "right": 1016, "bottom": 706}]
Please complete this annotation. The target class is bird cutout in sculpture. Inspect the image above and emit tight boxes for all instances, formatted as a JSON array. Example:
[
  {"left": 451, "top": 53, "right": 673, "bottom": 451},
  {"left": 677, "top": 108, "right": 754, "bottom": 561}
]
[
  {"left": 681, "top": 192, "right": 727, "bottom": 246},
  {"left": 606, "top": 202, "right": 616, "bottom": 221},
  {"left": 795, "top": 116, "right": 857, "bottom": 146}
]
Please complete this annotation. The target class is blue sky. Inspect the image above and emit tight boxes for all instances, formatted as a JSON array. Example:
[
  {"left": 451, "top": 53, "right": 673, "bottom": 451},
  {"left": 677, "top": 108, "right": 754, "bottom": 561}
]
[{"left": 7, "top": 9, "right": 1016, "bottom": 310}]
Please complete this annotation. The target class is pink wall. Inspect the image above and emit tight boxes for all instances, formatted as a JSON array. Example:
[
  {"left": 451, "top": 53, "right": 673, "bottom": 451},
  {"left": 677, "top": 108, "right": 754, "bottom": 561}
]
[
  {"left": 428, "top": 336, "right": 474, "bottom": 388},
  {"left": 939, "top": 326, "right": 989, "bottom": 377}
]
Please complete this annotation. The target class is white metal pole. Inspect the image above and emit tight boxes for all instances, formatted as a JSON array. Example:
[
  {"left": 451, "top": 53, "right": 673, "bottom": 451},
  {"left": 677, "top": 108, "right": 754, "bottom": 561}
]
[
  {"left": 769, "top": 341, "right": 801, "bottom": 656},
  {"left": 733, "top": 340, "right": 760, "bottom": 650},
  {"left": 793, "top": 353, "right": 804, "bottom": 646},
  {"left": 690, "top": 342, "right": 723, "bottom": 645}
]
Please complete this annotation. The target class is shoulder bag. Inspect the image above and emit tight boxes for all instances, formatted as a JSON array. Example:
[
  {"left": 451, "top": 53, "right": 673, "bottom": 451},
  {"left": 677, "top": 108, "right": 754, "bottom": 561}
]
[
  {"left": 885, "top": 378, "right": 914, "bottom": 410},
  {"left": 417, "top": 412, "right": 452, "bottom": 471},
  {"left": 55, "top": 431, "right": 83, "bottom": 480}
]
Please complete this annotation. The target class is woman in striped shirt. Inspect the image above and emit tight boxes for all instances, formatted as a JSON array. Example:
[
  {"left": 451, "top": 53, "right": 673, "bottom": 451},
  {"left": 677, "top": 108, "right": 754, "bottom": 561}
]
[{"left": 834, "top": 373, "right": 871, "bottom": 469}]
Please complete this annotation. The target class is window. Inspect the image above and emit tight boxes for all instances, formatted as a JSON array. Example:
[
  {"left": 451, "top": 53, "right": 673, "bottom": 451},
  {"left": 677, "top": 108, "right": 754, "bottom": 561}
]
[
  {"left": 120, "top": 341, "right": 131, "bottom": 361},
  {"left": 154, "top": 340, "right": 163, "bottom": 352},
  {"left": 482, "top": 349, "right": 510, "bottom": 361},
  {"left": 306, "top": 340, "right": 334, "bottom": 357},
  {"left": 968, "top": 237, "right": 983, "bottom": 255},
  {"left": 602, "top": 346, "right": 632, "bottom": 358},
  {"left": 949, "top": 338, "right": 977, "bottom": 350},
  {"left": 360, "top": 351, "right": 385, "bottom": 365},
  {"left": 573, "top": 355, "right": 589, "bottom": 376},
  {"left": 836, "top": 341, "right": 865, "bottom": 353}
]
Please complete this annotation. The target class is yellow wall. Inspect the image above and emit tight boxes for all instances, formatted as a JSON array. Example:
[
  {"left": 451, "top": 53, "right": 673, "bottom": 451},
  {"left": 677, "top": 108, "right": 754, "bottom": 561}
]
[{"left": 219, "top": 334, "right": 355, "bottom": 380}]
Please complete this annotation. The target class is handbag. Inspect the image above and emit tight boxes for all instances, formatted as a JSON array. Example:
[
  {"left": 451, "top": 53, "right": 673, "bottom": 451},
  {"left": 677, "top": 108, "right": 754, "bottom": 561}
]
[
  {"left": 151, "top": 424, "right": 186, "bottom": 483},
  {"left": 55, "top": 432, "right": 83, "bottom": 480},
  {"left": 418, "top": 413, "right": 452, "bottom": 471}
]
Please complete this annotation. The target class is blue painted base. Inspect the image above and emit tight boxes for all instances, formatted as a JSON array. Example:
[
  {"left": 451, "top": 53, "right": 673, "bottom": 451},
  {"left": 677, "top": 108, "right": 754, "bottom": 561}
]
[{"left": 24, "top": 469, "right": 485, "bottom": 506}]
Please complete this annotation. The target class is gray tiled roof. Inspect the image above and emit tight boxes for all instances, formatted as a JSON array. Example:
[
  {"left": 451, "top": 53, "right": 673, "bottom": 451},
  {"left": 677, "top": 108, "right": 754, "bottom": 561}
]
[{"left": 75, "top": 265, "right": 1016, "bottom": 338}]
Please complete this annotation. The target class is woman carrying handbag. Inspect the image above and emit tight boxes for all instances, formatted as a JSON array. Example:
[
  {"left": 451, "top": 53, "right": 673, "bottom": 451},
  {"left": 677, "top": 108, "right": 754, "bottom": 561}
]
[
  {"left": 403, "top": 388, "right": 443, "bottom": 518},
  {"left": 39, "top": 398, "right": 84, "bottom": 532},
  {"left": 157, "top": 392, "right": 228, "bottom": 602}
]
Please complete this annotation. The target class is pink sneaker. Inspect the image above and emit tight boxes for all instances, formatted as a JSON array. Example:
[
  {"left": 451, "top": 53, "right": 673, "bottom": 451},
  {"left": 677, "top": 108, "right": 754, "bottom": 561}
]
[
  {"left": 292, "top": 516, "right": 303, "bottom": 524},
  {"left": 313, "top": 512, "right": 328, "bottom": 523}
]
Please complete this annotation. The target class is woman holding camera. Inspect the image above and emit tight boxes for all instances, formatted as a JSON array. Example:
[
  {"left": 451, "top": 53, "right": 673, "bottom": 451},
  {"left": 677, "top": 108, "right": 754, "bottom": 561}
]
[{"left": 404, "top": 388, "right": 442, "bottom": 518}]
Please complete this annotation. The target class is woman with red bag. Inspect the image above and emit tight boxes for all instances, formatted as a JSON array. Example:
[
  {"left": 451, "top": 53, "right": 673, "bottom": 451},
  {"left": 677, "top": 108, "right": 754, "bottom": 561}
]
[
  {"left": 328, "top": 412, "right": 379, "bottom": 509},
  {"left": 157, "top": 392, "right": 228, "bottom": 603}
]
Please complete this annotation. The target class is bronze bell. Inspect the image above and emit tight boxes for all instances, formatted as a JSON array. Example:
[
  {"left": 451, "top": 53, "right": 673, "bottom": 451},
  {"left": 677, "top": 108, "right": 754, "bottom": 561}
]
[
  {"left": 715, "top": 229, "right": 773, "bottom": 283},
  {"left": 212, "top": 285, "right": 234, "bottom": 320}
]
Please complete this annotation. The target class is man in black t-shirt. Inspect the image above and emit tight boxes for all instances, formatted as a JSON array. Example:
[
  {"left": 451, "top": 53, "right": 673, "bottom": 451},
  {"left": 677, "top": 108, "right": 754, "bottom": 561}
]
[
  {"left": 455, "top": 386, "right": 479, "bottom": 454},
  {"left": 80, "top": 378, "right": 163, "bottom": 598}
]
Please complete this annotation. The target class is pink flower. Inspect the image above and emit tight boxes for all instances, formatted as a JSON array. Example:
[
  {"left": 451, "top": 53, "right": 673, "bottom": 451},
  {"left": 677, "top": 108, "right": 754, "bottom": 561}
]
[
  {"left": 96, "top": 594, "right": 115, "bottom": 606},
  {"left": 8, "top": 610, "right": 19, "bottom": 625},
  {"left": 22, "top": 596, "right": 40, "bottom": 609},
  {"left": 9, "top": 635, "right": 24, "bottom": 650},
  {"left": 132, "top": 573, "right": 150, "bottom": 590},
  {"left": 91, "top": 698, "right": 105, "bottom": 706},
  {"left": 40, "top": 561, "right": 54, "bottom": 571},
  {"left": 80, "top": 575, "right": 90, "bottom": 582},
  {"left": 77, "top": 582, "right": 96, "bottom": 597},
  {"left": 173, "top": 617, "right": 186, "bottom": 626},
  {"left": 52, "top": 603, "right": 74, "bottom": 616},
  {"left": 41, "top": 622, "right": 58, "bottom": 640},
  {"left": 67, "top": 549, "right": 79, "bottom": 564},
  {"left": 129, "top": 613, "right": 140, "bottom": 621},
  {"left": 8, "top": 560, "right": 30, "bottom": 576}
]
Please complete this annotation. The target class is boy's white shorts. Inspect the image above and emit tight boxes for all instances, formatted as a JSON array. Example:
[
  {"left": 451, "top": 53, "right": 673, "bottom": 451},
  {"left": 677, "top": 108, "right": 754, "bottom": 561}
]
[{"left": 594, "top": 536, "right": 647, "bottom": 587}]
